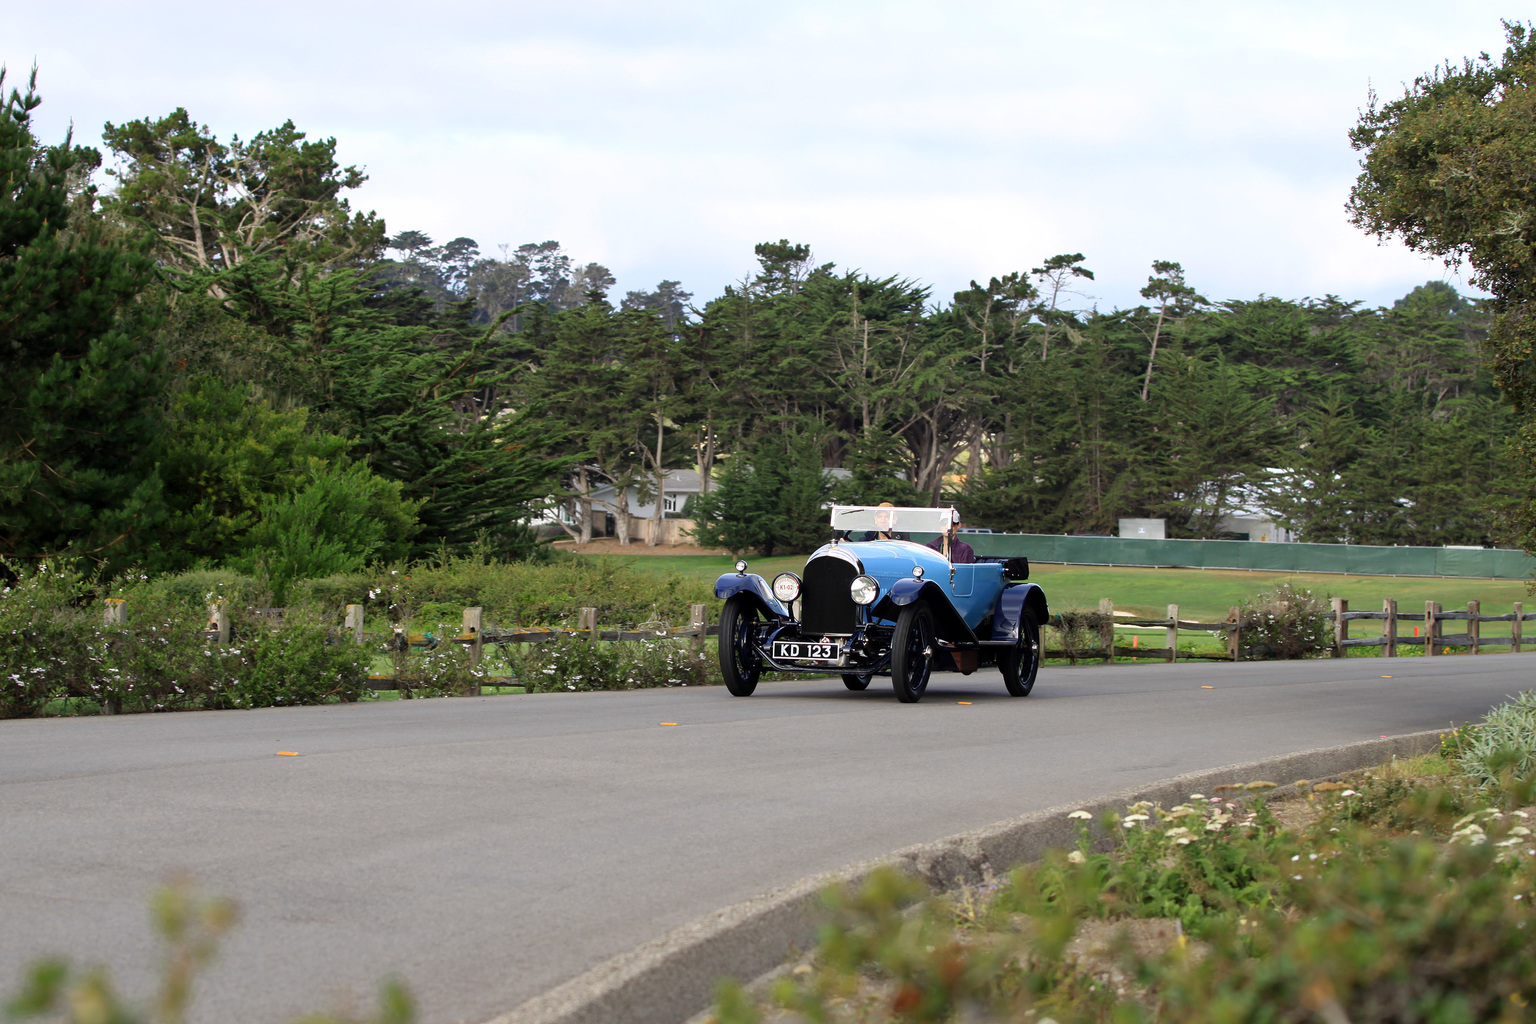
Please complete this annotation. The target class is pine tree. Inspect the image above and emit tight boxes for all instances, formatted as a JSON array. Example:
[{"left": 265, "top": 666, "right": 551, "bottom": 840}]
[{"left": 0, "top": 70, "right": 168, "bottom": 570}]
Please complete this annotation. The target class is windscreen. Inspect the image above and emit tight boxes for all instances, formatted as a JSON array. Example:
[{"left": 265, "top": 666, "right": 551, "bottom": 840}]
[{"left": 828, "top": 506, "right": 955, "bottom": 536}]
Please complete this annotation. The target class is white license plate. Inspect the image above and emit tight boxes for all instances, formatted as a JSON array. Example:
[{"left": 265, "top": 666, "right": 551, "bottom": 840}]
[{"left": 772, "top": 640, "right": 841, "bottom": 663}]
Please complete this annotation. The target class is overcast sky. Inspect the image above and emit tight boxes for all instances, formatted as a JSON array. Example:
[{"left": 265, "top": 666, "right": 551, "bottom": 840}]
[{"left": 4, "top": 2, "right": 1518, "bottom": 310}]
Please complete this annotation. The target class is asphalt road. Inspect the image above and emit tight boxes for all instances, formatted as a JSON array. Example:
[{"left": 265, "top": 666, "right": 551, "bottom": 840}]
[{"left": 3, "top": 655, "right": 1532, "bottom": 1024}]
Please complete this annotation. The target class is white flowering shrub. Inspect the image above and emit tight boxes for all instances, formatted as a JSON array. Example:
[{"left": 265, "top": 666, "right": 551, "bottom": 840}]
[
  {"left": 2, "top": 561, "right": 370, "bottom": 716},
  {"left": 1240, "top": 582, "right": 1330, "bottom": 659},
  {"left": 514, "top": 634, "right": 718, "bottom": 693},
  {"left": 207, "top": 622, "right": 370, "bottom": 708},
  {"left": 0, "top": 561, "right": 109, "bottom": 717},
  {"left": 395, "top": 639, "right": 482, "bottom": 698}
]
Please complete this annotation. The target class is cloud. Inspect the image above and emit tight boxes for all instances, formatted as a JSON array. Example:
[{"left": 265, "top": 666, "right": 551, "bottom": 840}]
[{"left": 2, "top": 0, "right": 1513, "bottom": 308}]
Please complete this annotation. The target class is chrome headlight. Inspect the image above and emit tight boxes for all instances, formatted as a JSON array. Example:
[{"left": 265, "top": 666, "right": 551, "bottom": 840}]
[
  {"left": 734, "top": 559, "right": 748, "bottom": 574},
  {"left": 850, "top": 575, "right": 879, "bottom": 605},
  {"left": 772, "top": 572, "right": 801, "bottom": 603}
]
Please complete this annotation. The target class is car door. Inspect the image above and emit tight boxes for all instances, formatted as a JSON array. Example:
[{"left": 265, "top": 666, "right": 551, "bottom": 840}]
[{"left": 948, "top": 563, "right": 1004, "bottom": 627}]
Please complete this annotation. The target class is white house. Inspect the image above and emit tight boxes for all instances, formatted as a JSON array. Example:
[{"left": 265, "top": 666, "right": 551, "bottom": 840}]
[{"left": 538, "top": 466, "right": 855, "bottom": 545}]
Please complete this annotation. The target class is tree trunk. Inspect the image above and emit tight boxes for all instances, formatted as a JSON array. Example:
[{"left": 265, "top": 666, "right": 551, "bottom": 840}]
[
  {"left": 576, "top": 467, "right": 593, "bottom": 544},
  {"left": 648, "top": 418, "right": 665, "bottom": 547},
  {"left": 615, "top": 484, "right": 631, "bottom": 545},
  {"left": 1141, "top": 304, "right": 1168, "bottom": 402},
  {"left": 699, "top": 423, "right": 715, "bottom": 494}
]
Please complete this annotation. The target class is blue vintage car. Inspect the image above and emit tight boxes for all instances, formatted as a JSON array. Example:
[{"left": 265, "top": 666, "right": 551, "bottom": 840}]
[{"left": 714, "top": 506, "right": 1049, "bottom": 702}]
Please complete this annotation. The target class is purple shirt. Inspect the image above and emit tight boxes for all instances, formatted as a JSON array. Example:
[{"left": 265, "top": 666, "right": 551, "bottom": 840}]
[{"left": 927, "top": 535, "right": 975, "bottom": 563}]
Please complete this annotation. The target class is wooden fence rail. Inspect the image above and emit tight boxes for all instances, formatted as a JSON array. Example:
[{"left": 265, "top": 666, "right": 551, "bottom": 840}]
[
  {"left": 1325, "top": 598, "right": 1529, "bottom": 657},
  {"left": 1045, "top": 598, "right": 1534, "bottom": 663},
  {"left": 106, "top": 597, "right": 1535, "bottom": 680}
]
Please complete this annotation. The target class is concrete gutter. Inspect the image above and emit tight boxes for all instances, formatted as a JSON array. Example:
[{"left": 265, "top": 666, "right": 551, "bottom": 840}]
[{"left": 487, "top": 730, "right": 1441, "bottom": 1024}]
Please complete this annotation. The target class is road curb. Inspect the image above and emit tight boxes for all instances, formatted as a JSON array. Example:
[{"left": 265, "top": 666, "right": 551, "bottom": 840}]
[{"left": 486, "top": 729, "right": 1442, "bottom": 1024}]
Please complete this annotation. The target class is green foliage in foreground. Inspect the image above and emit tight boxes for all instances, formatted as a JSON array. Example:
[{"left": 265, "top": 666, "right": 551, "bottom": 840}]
[
  {"left": 714, "top": 697, "right": 1536, "bottom": 1023},
  {"left": 1457, "top": 689, "right": 1536, "bottom": 788},
  {"left": 5, "top": 883, "right": 411, "bottom": 1024}
]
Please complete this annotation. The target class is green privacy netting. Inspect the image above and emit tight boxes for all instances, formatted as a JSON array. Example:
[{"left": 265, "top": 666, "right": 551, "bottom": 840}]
[{"left": 918, "top": 533, "right": 1536, "bottom": 579}]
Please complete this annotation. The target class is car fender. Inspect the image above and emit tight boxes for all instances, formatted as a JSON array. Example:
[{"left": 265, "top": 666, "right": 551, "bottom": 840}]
[
  {"left": 714, "top": 573, "right": 791, "bottom": 619},
  {"left": 876, "top": 578, "right": 976, "bottom": 644},
  {"left": 991, "top": 582, "right": 1050, "bottom": 642}
]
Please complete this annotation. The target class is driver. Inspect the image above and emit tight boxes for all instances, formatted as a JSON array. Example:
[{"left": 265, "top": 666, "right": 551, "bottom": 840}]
[{"left": 857, "top": 501, "right": 909, "bottom": 541}]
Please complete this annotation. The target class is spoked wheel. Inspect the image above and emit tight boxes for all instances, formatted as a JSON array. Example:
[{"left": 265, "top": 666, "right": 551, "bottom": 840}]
[
  {"left": 1002, "top": 608, "right": 1041, "bottom": 697},
  {"left": 890, "top": 603, "right": 935, "bottom": 703},
  {"left": 841, "top": 673, "right": 872, "bottom": 691},
  {"left": 719, "top": 595, "right": 763, "bottom": 696}
]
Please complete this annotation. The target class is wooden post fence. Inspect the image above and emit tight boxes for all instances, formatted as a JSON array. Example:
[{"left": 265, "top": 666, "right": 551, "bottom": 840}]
[
  {"left": 103, "top": 598, "right": 126, "bottom": 627},
  {"left": 461, "top": 607, "right": 483, "bottom": 696},
  {"left": 1165, "top": 603, "right": 1178, "bottom": 663},
  {"left": 1331, "top": 598, "right": 1348, "bottom": 657},
  {"left": 345, "top": 604, "right": 364, "bottom": 644},
  {"left": 1098, "top": 599, "right": 1114, "bottom": 663},
  {"left": 208, "top": 601, "right": 230, "bottom": 647},
  {"left": 84, "top": 592, "right": 1536, "bottom": 706}
]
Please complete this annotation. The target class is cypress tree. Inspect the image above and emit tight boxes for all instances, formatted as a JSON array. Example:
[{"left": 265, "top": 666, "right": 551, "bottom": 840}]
[{"left": 0, "top": 70, "right": 167, "bottom": 570}]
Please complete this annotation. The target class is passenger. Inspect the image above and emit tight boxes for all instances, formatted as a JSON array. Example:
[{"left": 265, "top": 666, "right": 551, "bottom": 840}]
[{"left": 928, "top": 514, "right": 975, "bottom": 563}]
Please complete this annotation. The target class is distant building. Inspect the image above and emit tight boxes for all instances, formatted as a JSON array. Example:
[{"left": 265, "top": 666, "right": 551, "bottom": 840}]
[
  {"left": 1214, "top": 514, "right": 1294, "bottom": 543},
  {"left": 1117, "top": 518, "right": 1166, "bottom": 539},
  {"left": 538, "top": 467, "right": 853, "bottom": 545}
]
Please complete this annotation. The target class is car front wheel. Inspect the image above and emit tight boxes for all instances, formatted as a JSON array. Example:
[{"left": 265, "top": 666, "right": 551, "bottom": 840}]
[
  {"left": 719, "top": 595, "right": 762, "bottom": 696},
  {"left": 1002, "top": 608, "right": 1041, "bottom": 697},
  {"left": 891, "top": 603, "right": 934, "bottom": 703}
]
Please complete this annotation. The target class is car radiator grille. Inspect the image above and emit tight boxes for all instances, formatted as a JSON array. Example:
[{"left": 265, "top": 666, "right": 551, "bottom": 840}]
[{"left": 801, "top": 556, "right": 858, "bottom": 634}]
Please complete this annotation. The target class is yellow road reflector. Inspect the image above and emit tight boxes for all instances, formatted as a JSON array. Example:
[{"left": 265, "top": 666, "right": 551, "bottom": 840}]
[
  {"left": 957, "top": 701, "right": 973, "bottom": 705},
  {"left": 1381, "top": 675, "right": 1392, "bottom": 678},
  {"left": 660, "top": 722, "right": 678, "bottom": 726},
  {"left": 277, "top": 751, "right": 299, "bottom": 756}
]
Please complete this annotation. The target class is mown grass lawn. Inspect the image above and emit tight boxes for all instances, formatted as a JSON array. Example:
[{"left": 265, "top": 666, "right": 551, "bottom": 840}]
[{"left": 581, "top": 551, "right": 1532, "bottom": 632}]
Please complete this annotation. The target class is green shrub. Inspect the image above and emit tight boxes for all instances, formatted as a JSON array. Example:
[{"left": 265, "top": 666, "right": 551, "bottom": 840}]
[
  {"left": 1314, "top": 774, "right": 1477, "bottom": 836},
  {"left": 112, "top": 568, "right": 269, "bottom": 620},
  {"left": 211, "top": 622, "right": 370, "bottom": 708},
  {"left": 1240, "top": 582, "right": 1330, "bottom": 659},
  {"left": 394, "top": 641, "right": 482, "bottom": 698},
  {"left": 1149, "top": 832, "right": 1536, "bottom": 1024},
  {"left": 513, "top": 634, "right": 718, "bottom": 693},
  {"left": 0, "top": 561, "right": 110, "bottom": 717},
  {"left": 1044, "top": 609, "right": 1112, "bottom": 662},
  {"left": 1002, "top": 789, "right": 1299, "bottom": 940},
  {"left": 357, "top": 554, "right": 712, "bottom": 631},
  {"left": 721, "top": 787, "right": 1536, "bottom": 1024},
  {"left": 1457, "top": 690, "right": 1536, "bottom": 788},
  {"left": 102, "top": 619, "right": 241, "bottom": 713}
]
